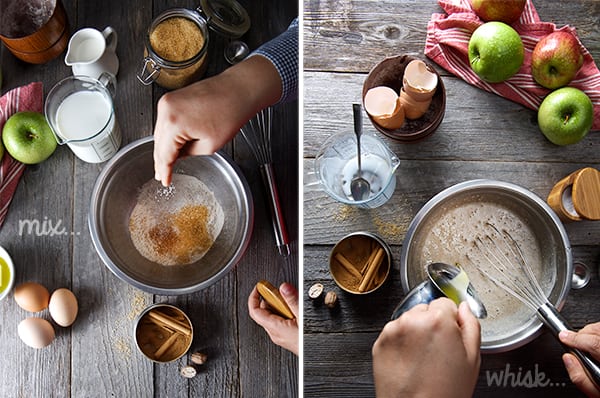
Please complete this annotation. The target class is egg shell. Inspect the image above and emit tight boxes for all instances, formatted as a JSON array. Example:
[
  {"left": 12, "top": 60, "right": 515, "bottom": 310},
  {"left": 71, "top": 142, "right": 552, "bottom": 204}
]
[
  {"left": 18, "top": 317, "right": 55, "bottom": 349},
  {"left": 400, "top": 88, "right": 432, "bottom": 120},
  {"left": 364, "top": 86, "right": 399, "bottom": 116},
  {"left": 14, "top": 282, "right": 50, "bottom": 312},
  {"left": 49, "top": 288, "right": 78, "bottom": 327},
  {"left": 373, "top": 97, "right": 405, "bottom": 130},
  {"left": 364, "top": 86, "right": 405, "bottom": 129},
  {"left": 403, "top": 59, "right": 438, "bottom": 102}
]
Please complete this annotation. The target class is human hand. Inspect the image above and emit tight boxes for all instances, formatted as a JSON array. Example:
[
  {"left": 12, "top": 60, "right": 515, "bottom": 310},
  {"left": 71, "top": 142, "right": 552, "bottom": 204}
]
[
  {"left": 248, "top": 282, "right": 299, "bottom": 355},
  {"left": 153, "top": 55, "right": 282, "bottom": 186},
  {"left": 372, "top": 298, "right": 481, "bottom": 398},
  {"left": 560, "top": 324, "right": 600, "bottom": 398}
]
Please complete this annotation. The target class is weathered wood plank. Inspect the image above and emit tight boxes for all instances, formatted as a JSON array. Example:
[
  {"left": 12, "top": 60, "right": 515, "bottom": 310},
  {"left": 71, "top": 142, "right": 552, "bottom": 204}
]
[
  {"left": 69, "top": 0, "right": 155, "bottom": 396},
  {"left": 303, "top": 71, "right": 600, "bottom": 162},
  {"left": 0, "top": 1, "right": 77, "bottom": 395},
  {"left": 0, "top": 0, "right": 298, "bottom": 396},
  {"left": 304, "top": 159, "right": 600, "bottom": 246},
  {"left": 304, "top": 1, "right": 600, "bottom": 396},
  {"left": 303, "top": 0, "right": 600, "bottom": 73},
  {"left": 304, "top": 331, "right": 587, "bottom": 397},
  {"left": 233, "top": 4, "right": 299, "bottom": 396},
  {"left": 303, "top": 245, "right": 599, "bottom": 397}
]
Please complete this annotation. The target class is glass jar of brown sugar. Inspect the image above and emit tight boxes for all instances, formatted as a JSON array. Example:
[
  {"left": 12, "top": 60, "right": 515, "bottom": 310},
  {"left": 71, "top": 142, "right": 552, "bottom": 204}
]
[{"left": 137, "top": 0, "right": 250, "bottom": 90}]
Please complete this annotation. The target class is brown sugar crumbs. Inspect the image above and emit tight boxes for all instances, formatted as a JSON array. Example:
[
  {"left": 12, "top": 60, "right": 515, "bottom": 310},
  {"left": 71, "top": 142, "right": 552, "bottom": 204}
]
[
  {"left": 146, "top": 205, "right": 212, "bottom": 265},
  {"left": 150, "top": 17, "right": 204, "bottom": 62}
]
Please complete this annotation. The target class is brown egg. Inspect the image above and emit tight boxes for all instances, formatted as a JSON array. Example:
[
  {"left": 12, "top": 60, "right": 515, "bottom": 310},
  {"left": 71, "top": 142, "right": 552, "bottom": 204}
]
[
  {"left": 14, "top": 282, "right": 50, "bottom": 312},
  {"left": 49, "top": 288, "right": 78, "bottom": 327},
  {"left": 18, "top": 317, "right": 55, "bottom": 349}
]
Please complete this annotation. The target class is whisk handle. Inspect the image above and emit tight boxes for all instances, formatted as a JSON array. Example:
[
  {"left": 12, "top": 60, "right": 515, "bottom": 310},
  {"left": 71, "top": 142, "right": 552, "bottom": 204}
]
[
  {"left": 260, "top": 163, "right": 290, "bottom": 257},
  {"left": 538, "top": 304, "right": 600, "bottom": 390}
]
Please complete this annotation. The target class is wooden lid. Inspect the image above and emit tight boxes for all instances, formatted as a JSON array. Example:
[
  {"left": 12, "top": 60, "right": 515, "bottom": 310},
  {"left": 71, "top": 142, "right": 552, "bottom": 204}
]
[
  {"left": 573, "top": 167, "right": 600, "bottom": 220},
  {"left": 256, "top": 280, "right": 294, "bottom": 319}
]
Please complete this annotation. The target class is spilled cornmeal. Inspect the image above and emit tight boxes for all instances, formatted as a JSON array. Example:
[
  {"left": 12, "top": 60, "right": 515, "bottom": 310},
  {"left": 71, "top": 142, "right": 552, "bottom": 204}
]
[{"left": 129, "top": 174, "right": 224, "bottom": 266}]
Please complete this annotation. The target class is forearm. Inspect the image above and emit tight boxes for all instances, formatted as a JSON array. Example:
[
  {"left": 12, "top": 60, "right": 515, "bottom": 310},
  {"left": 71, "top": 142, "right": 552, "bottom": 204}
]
[{"left": 219, "top": 55, "right": 282, "bottom": 121}]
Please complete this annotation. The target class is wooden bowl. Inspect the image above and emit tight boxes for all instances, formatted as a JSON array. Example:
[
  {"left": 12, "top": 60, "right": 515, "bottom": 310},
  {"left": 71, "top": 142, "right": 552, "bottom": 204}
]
[{"left": 362, "top": 55, "right": 446, "bottom": 142}]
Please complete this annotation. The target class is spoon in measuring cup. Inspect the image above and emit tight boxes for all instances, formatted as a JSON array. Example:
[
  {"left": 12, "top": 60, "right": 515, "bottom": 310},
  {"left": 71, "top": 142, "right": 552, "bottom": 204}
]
[{"left": 350, "top": 103, "right": 371, "bottom": 201}]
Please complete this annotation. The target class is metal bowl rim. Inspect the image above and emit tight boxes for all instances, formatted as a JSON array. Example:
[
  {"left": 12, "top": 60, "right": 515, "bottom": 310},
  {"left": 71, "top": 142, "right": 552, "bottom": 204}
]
[
  {"left": 88, "top": 135, "right": 254, "bottom": 295},
  {"left": 399, "top": 179, "right": 573, "bottom": 353}
]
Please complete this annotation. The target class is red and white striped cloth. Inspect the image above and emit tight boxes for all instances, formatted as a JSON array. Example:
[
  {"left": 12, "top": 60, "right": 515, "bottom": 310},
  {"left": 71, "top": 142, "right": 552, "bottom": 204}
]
[
  {"left": 425, "top": 0, "right": 600, "bottom": 130},
  {"left": 0, "top": 82, "right": 42, "bottom": 227}
]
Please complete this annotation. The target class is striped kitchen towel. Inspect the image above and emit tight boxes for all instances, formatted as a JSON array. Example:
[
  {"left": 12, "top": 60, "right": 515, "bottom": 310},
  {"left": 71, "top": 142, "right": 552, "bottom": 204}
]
[
  {"left": 425, "top": 0, "right": 600, "bottom": 130},
  {"left": 0, "top": 82, "right": 43, "bottom": 228}
]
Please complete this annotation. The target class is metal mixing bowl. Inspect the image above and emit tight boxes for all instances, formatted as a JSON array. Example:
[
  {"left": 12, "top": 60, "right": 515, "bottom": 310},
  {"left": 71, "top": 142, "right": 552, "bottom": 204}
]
[
  {"left": 89, "top": 136, "right": 254, "bottom": 295},
  {"left": 400, "top": 179, "right": 572, "bottom": 353}
]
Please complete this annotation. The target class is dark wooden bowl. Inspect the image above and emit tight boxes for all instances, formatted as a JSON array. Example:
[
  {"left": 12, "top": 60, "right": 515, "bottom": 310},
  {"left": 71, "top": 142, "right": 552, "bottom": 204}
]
[{"left": 362, "top": 54, "right": 446, "bottom": 143}]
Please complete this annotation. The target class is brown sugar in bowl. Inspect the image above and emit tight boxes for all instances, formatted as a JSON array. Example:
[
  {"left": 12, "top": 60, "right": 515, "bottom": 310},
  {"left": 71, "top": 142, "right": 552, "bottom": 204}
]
[
  {"left": 362, "top": 55, "right": 446, "bottom": 143},
  {"left": 329, "top": 232, "right": 392, "bottom": 294}
]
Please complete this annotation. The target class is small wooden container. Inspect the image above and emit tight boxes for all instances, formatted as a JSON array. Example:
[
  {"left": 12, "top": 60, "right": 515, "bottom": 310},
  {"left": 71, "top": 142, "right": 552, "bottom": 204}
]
[
  {"left": 362, "top": 55, "right": 446, "bottom": 143},
  {"left": 134, "top": 304, "right": 193, "bottom": 363},
  {"left": 0, "top": 0, "right": 69, "bottom": 64},
  {"left": 547, "top": 167, "right": 600, "bottom": 222},
  {"left": 329, "top": 232, "right": 392, "bottom": 294}
]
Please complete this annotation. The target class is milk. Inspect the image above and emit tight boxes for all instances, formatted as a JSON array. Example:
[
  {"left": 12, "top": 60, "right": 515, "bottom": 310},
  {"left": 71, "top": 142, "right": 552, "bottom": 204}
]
[{"left": 55, "top": 90, "right": 121, "bottom": 163}]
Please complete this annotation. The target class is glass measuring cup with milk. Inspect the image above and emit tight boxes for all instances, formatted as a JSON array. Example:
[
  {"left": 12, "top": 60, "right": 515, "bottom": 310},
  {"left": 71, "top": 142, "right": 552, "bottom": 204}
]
[
  {"left": 45, "top": 73, "right": 121, "bottom": 163},
  {"left": 315, "top": 132, "right": 400, "bottom": 208}
]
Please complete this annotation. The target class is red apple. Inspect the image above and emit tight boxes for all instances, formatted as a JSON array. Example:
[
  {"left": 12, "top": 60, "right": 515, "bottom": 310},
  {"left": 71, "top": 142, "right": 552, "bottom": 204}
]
[
  {"left": 531, "top": 31, "right": 584, "bottom": 89},
  {"left": 470, "top": 0, "right": 526, "bottom": 24}
]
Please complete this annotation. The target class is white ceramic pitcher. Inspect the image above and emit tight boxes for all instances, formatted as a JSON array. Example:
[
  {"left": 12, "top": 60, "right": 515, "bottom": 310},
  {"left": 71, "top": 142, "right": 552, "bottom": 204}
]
[{"left": 65, "top": 27, "right": 119, "bottom": 80}]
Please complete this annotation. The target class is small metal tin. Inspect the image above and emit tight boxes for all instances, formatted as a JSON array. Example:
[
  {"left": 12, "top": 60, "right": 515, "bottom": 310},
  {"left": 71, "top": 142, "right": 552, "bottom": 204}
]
[
  {"left": 329, "top": 232, "right": 392, "bottom": 294},
  {"left": 134, "top": 303, "right": 193, "bottom": 363},
  {"left": 571, "top": 261, "right": 591, "bottom": 290}
]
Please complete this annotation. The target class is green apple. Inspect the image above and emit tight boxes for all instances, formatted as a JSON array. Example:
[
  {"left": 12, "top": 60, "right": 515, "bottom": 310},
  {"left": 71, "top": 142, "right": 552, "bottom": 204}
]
[
  {"left": 470, "top": 0, "right": 526, "bottom": 24},
  {"left": 468, "top": 22, "right": 524, "bottom": 83},
  {"left": 531, "top": 31, "right": 583, "bottom": 89},
  {"left": 538, "top": 87, "right": 593, "bottom": 146},
  {"left": 2, "top": 111, "right": 57, "bottom": 164}
]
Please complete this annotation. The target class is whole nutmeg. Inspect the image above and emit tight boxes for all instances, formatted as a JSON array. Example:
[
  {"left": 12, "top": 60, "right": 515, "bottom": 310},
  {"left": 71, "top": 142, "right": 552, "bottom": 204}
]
[
  {"left": 180, "top": 365, "right": 197, "bottom": 378},
  {"left": 191, "top": 352, "right": 208, "bottom": 365},
  {"left": 324, "top": 291, "right": 338, "bottom": 308},
  {"left": 308, "top": 283, "right": 324, "bottom": 301}
]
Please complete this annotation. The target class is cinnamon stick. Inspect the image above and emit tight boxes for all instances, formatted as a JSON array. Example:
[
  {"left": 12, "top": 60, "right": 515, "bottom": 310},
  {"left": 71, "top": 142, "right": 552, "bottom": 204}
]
[
  {"left": 154, "top": 331, "right": 180, "bottom": 359},
  {"left": 334, "top": 252, "right": 362, "bottom": 280},
  {"left": 147, "top": 310, "right": 192, "bottom": 336},
  {"left": 358, "top": 247, "right": 385, "bottom": 292},
  {"left": 360, "top": 246, "right": 379, "bottom": 275}
]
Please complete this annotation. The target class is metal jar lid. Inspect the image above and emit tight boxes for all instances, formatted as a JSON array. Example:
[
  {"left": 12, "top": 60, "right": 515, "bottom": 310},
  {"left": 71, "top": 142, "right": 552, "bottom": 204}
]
[{"left": 197, "top": 0, "right": 250, "bottom": 39}]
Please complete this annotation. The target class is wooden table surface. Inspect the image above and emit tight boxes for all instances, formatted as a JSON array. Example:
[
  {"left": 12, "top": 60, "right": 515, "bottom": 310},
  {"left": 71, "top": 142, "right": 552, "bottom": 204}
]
[
  {"left": 303, "top": 1, "right": 600, "bottom": 397},
  {"left": 0, "top": 1, "right": 298, "bottom": 397}
]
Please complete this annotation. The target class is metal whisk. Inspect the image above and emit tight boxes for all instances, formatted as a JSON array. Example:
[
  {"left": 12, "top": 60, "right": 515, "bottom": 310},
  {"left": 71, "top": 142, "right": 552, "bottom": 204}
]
[
  {"left": 240, "top": 107, "right": 290, "bottom": 257},
  {"left": 474, "top": 223, "right": 600, "bottom": 388}
]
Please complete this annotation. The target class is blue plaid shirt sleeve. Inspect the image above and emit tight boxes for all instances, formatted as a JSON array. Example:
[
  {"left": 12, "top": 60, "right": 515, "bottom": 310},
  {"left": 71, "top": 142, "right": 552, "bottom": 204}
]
[{"left": 250, "top": 18, "right": 298, "bottom": 104}]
